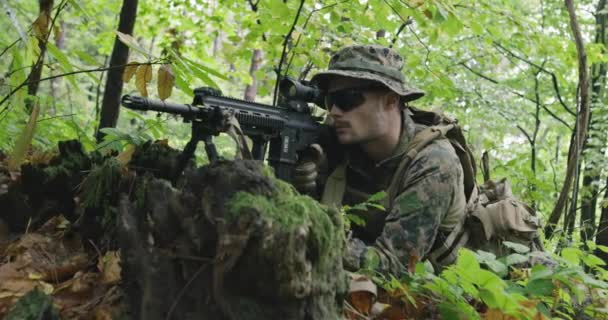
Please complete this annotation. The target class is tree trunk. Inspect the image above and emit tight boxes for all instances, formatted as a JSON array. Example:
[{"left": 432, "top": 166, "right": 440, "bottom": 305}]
[
  {"left": 579, "top": 0, "right": 607, "bottom": 243},
  {"left": 595, "top": 177, "right": 608, "bottom": 263},
  {"left": 545, "top": 0, "right": 590, "bottom": 239},
  {"left": 243, "top": 49, "right": 263, "bottom": 101},
  {"left": 26, "top": 0, "right": 54, "bottom": 112},
  {"left": 96, "top": 0, "right": 139, "bottom": 142}
]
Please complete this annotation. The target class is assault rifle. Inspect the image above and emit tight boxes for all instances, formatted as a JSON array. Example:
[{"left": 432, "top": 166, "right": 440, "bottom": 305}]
[{"left": 121, "top": 79, "right": 328, "bottom": 183}]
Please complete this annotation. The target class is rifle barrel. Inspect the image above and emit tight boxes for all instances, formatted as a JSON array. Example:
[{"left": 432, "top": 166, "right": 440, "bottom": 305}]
[{"left": 122, "top": 95, "right": 199, "bottom": 117}]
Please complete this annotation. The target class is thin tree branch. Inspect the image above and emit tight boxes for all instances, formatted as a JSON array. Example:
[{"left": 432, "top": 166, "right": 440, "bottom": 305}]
[
  {"left": 381, "top": 0, "right": 413, "bottom": 48},
  {"left": 0, "top": 61, "right": 163, "bottom": 114},
  {"left": 516, "top": 124, "right": 533, "bottom": 144},
  {"left": 272, "top": 0, "right": 306, "bottom": 106},
  {"left": 493, "top": 41, "right": 576, "bottom": 117},
  {"left": 284, "top": 0, "right": 349, "bottom": 77},
  {"left": 36, "top": 113, "right": 76, "bottom": 122},
  {"left": 408, "top": 25, "right": 433, "bottom": 72},
  {"left": 460, "top": 62, "right": 573, "bottom": 129},
  {"left": 0, "top": 38, "right": 21, "bottom": 59},
  {"left": 389, "top": 17, "right": 414, "bottom": 48}
]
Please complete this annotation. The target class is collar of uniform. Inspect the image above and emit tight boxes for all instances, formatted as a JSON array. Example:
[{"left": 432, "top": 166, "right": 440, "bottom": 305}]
[{"left": 344, "top": 108, "right": 418, "bottom": 174}]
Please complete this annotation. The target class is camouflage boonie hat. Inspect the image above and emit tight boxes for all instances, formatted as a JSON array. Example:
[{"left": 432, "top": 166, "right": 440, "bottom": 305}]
[{"left": 311, "top": 44, "right": 424, "bottom": 107}]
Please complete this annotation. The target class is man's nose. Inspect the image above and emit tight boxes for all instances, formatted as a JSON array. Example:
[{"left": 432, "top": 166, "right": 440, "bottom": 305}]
[{"left": 329, "top": 104, "right": 343, "bottom": 117}]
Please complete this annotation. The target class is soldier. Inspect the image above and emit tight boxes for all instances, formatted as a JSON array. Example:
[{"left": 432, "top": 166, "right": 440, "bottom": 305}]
[{"left": 294, "top": 44, "right": 468, "bottom": 275}]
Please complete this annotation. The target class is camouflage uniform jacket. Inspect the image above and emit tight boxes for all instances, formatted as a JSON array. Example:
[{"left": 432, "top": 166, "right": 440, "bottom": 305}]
[{"left": 329, "top": 108, "right": 467, "bottom": 275}]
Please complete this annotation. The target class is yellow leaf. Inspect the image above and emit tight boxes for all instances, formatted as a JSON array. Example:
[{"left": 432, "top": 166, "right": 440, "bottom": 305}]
[
  {"left": 53, "top": 21, "right": 62, "bottom": 42},
  {"left": 8, "top": 104, "right": 40, "bottom": 171},
  {"left": 38, "top": 281, "right": 54, "bottom": 295},
  {"left": 135, "top": 64, "right": 152, "bottom": 97},
  {"left": 115, "top": 144, "right": 136, "bottom": 166},
  {"left": 157, "top": 64, "right": 175, "bottom": 100},
  {"left": 32, "top": 13, "right": 49, "bottom": 40},
  {"left": 122, "top": 62, "right": 139, "bottom": 83},
  {"left": 144, "top": 64, "right": 152, "bottom": 82},
  {"left": 27, "top": 272, "right": 43, "bottom": 280}
]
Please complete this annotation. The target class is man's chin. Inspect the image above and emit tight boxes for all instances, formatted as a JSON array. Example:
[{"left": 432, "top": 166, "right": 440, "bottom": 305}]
[{"left": 336, "top": 134, "right": 356, "bottom": 145}]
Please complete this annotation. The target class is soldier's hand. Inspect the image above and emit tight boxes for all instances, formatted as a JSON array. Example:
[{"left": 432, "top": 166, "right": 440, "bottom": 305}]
[{"left": 293, "top": 144, "right": 324, "bottom": 195}]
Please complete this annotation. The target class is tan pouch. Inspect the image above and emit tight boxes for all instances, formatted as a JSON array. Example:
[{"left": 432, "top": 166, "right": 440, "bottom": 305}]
[{"left": 473, "top": 198, "right": 540, "bottom": 242}]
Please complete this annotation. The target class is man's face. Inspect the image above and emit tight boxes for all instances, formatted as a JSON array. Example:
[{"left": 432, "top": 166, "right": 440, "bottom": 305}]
[{"left": 326, "top": 77, "right": 393, "bottom": 145}]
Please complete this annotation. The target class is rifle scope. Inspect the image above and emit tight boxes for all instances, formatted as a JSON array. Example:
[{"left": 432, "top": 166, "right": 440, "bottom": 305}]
[{"left": 279, "top": 77, "right": 323, "bottom": 107}]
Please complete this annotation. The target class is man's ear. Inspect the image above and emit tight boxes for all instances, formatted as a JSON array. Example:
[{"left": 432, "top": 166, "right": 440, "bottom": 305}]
[{"left": 382, "top": 92, "right": 400, "bottom": 111}]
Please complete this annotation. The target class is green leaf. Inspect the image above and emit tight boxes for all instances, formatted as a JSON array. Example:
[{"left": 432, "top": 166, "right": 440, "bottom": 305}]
[
  {"left": 502, "top": 241, "right": 530, "bottom": 254},
  {"left": 45, "top": 44, "right": 64, "bottom": 67},
  {"left": 365, "top": 203, "right": 386, "bottom": 211},
  {"left": 367, "top": 191, "right": 387, "bottom": 203},
  {"left": 581, "top": 273, "right": 608, "bottom": 289},
  {"left": 67, "top": 0, "right": 90, "bottom": 19},
  {"left": 561, "top": 247, "right": 582, "bottom": 265},
  {"left": 183, "top": 57, "right": 229, "bottom": 80},
  {"left": 475, "top": 269, "right": 504, "bottom": 289},
  {"left": 479, "top": 287, "right": 500, "bottom": 308},
  {"left": 469, "top": 21, "right": 484, "bottom": 35},
  {"left": 346, "top": 213, "right": 365, "bottom": 226},
  {"left": 581, "top": 253, "right": 606, "bottom": 267},
  {"left": 46, "top": 42, "right": 79, "bottom": 88},
  {"left": 597, "top": 245, "right": 608, "bottom": 253},
  {"left": 529, "top": 264, "right": 553, "bottom": 280},
  {"left": 504, "top": 253, "right": 528, "bottom": 266},
  {"left": 443, "top": 13, "right": 463, "bottom": 36},
  {"left": 115, "top": 31, "right": 151, "bottom": 57},
  {"left": 455, "top": 249, "right": 480, "bottom": 275},
  {"left": 173, "top": 55, "right": 218, "bottom": 88},
  {"left": 526, "top": 278, "right": 554, "bottom": 296},
  {"left": 475, "top": 250, "right": 508, "bottom": 276},
  {"left": 74, "top": 50, "right": 99, "bottom": 66}
]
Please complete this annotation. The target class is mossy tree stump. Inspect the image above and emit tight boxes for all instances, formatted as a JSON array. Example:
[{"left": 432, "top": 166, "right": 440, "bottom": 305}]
[{"left": 118, "top": 160, "right": 347, "bottom": 320}]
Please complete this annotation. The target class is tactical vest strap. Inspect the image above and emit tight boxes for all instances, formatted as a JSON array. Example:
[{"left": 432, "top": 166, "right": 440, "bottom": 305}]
[
  {"left": 386, "top": 124, "right": 454, "bottom": 206},
  {"left": 427, "top": 220, "right": 469, "bottom": 267},
  {"left": 321, "top": 163, "right": 347, "bottom": 207}
]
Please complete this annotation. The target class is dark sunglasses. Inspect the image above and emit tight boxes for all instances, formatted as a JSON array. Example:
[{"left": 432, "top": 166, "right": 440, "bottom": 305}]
[{"left": 324, "top": 84, "right": 387, "bottom": 112}]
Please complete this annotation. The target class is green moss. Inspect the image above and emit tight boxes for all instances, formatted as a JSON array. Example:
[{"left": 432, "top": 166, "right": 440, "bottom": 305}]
[
  {"left": 225, "top": 175, "right": 342, "bottom": 267},
  {"left": 80, "top": 158, "right": 123, "bottom": 208}
]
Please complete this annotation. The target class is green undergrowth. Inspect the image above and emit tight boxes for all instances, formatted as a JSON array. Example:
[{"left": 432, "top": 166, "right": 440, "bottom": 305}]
[{"left": 365, "top": 243, "right": 608, "bottom": 319}]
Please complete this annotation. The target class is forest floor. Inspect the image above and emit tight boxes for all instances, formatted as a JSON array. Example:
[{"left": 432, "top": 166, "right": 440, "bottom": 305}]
[{"left": 0, "top": 142, "right": 127, "bottom": 319}]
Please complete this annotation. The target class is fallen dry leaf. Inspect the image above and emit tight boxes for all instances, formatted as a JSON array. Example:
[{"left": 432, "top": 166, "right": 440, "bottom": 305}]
[
  {"left": 97, "top": 251, "right": 121, "bottom": 285},
  {"left": 4, "top": 226, "right": 89, "bottom": 283},
  {"left": 346, "top": 291, "right": 374, "bottom": 317}
]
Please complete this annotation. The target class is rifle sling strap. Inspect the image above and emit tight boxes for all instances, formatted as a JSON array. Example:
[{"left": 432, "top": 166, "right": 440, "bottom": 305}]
[{"left": 226, "top": 115, "right": 253, "bottom": 160}]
